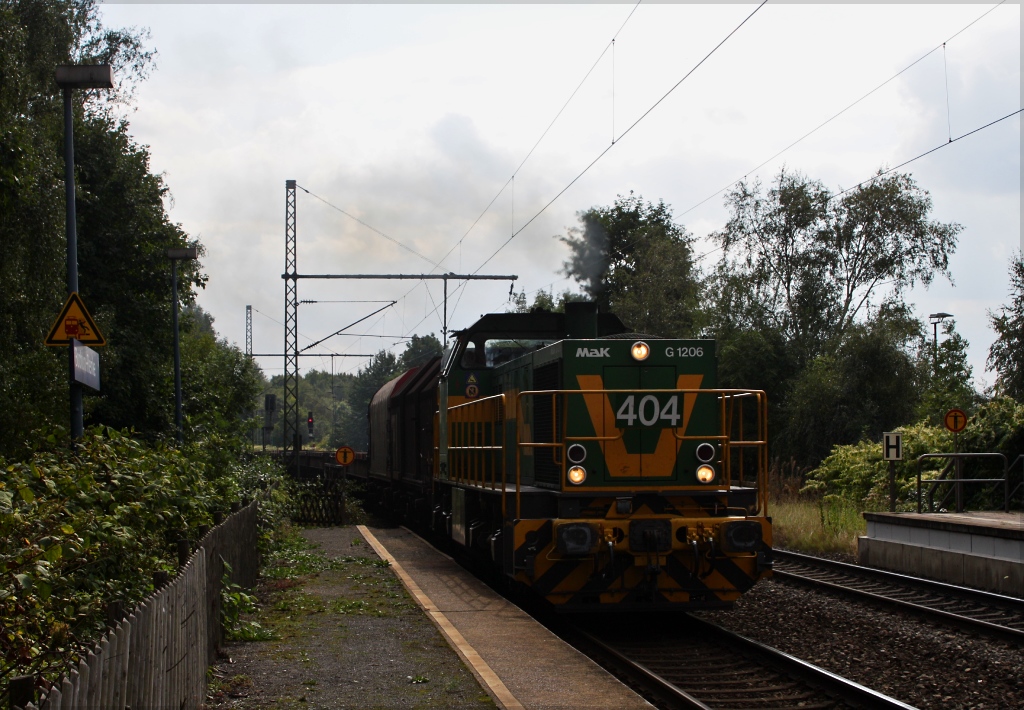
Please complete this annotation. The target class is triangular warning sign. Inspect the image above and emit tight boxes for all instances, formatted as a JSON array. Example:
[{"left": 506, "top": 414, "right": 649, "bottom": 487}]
[
  {"left": 45, "top": 293, "right": 105, "bottom": 346},
  {"left": 467, "top": 373, "right": 478, "bottom": 384}
]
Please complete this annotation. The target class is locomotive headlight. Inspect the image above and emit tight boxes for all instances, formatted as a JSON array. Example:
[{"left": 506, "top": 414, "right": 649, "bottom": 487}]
[
  {"left": 630, "top": 341, "right": 650, "bottom": 361},
  {"left": 695, "top": 464, "right": 716, "bottom": 483},
  {"left": 567, "top": 466, "right": 587, "bottom": 485},
  {"left": 695, "top": 442, "right": 716, "bottom": 463},
  {"left": 567, "top": 443, "right": 587, "bottom": 464}
]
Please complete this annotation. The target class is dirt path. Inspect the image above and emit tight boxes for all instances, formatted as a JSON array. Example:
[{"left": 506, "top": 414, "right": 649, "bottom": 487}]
[{"left": 205, "top": 525, "right": 496, "bottom": 709}]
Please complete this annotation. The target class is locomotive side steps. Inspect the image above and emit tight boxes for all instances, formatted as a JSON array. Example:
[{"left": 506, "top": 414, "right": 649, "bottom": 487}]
[{"left": 357, "top": 525, "right": 653, "bottom": 710}]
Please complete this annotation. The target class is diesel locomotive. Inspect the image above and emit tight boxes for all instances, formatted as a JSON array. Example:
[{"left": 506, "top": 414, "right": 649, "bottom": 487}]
[{"left": 360, "top": 301, "right": 773, "bottom": 610}]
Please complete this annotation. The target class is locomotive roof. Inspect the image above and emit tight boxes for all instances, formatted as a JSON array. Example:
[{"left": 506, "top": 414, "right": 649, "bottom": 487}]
[{"left": 453, "top": 308, "right": 628, "bottom": 340}]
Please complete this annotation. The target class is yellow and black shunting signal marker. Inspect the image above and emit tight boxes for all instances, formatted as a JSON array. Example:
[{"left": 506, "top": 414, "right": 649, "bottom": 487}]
[{"left": 45, "top": 293, "right": 105, "bottom": 346}]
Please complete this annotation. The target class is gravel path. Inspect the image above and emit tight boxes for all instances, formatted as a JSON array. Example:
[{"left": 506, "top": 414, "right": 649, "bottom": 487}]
[
  {"left": 697, "top": 577, "right": 1024, "bottom": 710},
  {"left": 205, "top": 525, "right": 495, "bottom": 709}
]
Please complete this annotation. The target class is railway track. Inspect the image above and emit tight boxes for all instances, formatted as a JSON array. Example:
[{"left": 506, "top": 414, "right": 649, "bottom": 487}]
[
  {"left": 773, "top": 549, "right": 1024, "bottom": 644},
  {"left": 573, "top": 615, "right": 915, "bottom": 710}
]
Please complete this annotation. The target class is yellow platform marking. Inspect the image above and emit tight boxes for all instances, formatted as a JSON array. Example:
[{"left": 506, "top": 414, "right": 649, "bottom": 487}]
[
  {"left": 357, "top": 525, "right": 525, "bottom": 710},
  {"left": 577, "top": 374, "right": 703, "bottom": 477}
]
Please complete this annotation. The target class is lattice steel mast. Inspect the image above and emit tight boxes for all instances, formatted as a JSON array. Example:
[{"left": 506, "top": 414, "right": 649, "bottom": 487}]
[
  {"left": 283, "top": 180, "right": 299, "bottom": 467},
  {"left": 245, "top": 305, "right": 252, "bottom": 356}
]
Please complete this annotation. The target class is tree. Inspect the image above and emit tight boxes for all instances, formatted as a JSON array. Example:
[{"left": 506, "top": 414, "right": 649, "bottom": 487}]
[
  {"left": 988, "top": 254, "right": 1024, "bottom": 401},
  {"left": 779, "top": 308, "right": 925, "bottom": 466},
  {"left": 179, "top": 310, "right": 262, "bottom": 442},
  {"left": 919, "top": 319, "right": 978, "bottom": 423},
  {"left": 398, "top": 333, "right": 442, "bottom": 369},
  {"left": 507, "top": 288, "right": 585, "bottom": 314},
  {"left": 0, "top": 1, "right": 248, "bottom": 457},
  {"left": 337, "top": 351, "right": 399, "bottom": 450},
  {"left": 560, "top": 193, "right": 701, "bottom": 336},
  {"left": 713, "top": 168, "right": 961, "bottom": 365},
  {"left": 75, "top": 116, "right": 203, "bottom": 434}
]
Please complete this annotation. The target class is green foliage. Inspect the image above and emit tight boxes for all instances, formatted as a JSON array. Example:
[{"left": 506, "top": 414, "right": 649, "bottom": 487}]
[
  {"left": 0, "top": 426, "right": 286, "bottom": 685},
  {"left": 220, "top": 564, "right": 276, "bottom": 642},
  {"left": 180, "top": 312, "right": 262, "bottom": 442},
  {"left": 803, "top": 420, "right": 949, "bottom": 510},
  {"left": 712, "top": 168, "right": 960, "bottom": 365},
  {"left": 0, "top": 0, "right": 256, "bottom": 458},
  {"left": 918, "top": 319, "right": 979, "bottom": 424},
  {"left": 561, "top": 193, "right": 701, "bottom": 337},
  {"left": 805, "top": 397, "right": 1024, "bottom": 511},
  {"left": 988, "top": 254, "right": 1024, "bottom": 401},
  {"left": 779, "top": 310, "right": 926, "bottom": 465},
  {"left": 508, "top": 288, "right": 586, "bottom": 314},
  {"left": 398, "top": 333, "right": 442, "bottom": 370}
]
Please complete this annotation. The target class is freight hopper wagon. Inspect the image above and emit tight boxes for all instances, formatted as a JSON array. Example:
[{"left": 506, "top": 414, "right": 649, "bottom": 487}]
[{"left": 367, "top": 302, "right": 773, "bottom": 610}]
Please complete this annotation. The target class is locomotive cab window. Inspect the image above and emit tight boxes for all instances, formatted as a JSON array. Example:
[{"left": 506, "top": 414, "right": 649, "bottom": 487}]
[
  {"left": 484, "top": 338, "right": 555, "bottom": 368},
  {"left": 457, "top": 337, "right": 556, "bottom": 369}
]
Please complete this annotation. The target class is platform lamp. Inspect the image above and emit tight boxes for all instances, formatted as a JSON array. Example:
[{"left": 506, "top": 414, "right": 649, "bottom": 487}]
[
  {"left": 167, "top": 246, "right": 198, "bottom": 442},
  {"left": 56, "top": 65, "right": 113, "bottom": 439},
  {"left": 928, "top": 312, "right": 953, "bottom": 375}
]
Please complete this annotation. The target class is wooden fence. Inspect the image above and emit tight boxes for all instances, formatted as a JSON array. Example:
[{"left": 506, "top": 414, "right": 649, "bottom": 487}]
[
  {"left": 11, "top": 501, "right": 259, "bottom": 710},
  {"left": 290, "top": 476, "right": 346, "bottom": 526}
]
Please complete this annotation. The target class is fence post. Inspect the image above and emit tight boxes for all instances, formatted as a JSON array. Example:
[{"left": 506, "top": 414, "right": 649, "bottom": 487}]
[{"left": 9, "top": 675, "right": 33, "bottom": 709}]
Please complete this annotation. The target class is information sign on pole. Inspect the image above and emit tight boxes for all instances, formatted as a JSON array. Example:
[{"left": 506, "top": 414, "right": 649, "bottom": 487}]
[
  {"left": 882, "top": 432, "right": 902, "bottom": 512},
  {"left": 71, "top": 340, "right": 100, "bottom": 390}
]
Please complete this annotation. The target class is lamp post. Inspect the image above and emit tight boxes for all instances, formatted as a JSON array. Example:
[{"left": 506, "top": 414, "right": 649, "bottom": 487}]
[
  {"left": 55, "top": 65, "right": 113, "bottom": 439},
  {"left": 167, "top": 247, "right": 198, "bottom": 442},
  {"left": 928, "top": 312, "right": 953, "bottom": 375}
]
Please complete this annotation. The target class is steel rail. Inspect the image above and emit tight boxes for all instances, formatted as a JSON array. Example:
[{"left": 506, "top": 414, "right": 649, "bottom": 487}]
[
  {"left": 576, "top": 615, "right": 916, "bottom": 710},
  {"left": 773, "top": 549, "right": 1024, "bottom": 644}
]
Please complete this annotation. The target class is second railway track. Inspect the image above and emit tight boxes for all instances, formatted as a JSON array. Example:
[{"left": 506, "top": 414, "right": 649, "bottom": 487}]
[
  {"left": 773, "top": 549, "right": 1024, "bottom": 644},
  {"left": 572, "top": 614, "right": 915, "bottom": 710}
]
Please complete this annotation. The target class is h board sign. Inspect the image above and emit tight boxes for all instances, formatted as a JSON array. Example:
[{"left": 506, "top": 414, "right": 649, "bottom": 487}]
[{"left": 882, "top": 432, "right": 903, "bottom": 461}]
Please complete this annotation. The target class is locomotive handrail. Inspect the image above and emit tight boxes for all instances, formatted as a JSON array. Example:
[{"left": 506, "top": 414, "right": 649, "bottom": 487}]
[{"left": 445, "top": 394, "right": 507, "bottom": 515}]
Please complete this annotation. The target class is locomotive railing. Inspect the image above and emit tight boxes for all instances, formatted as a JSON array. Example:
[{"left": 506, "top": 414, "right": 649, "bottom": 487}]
[
  {"left": 515, "top": 388, "right": 768, "bottom": 519},
  {"left": 446, "top": 394, "right": 506, "bottom": 497}
]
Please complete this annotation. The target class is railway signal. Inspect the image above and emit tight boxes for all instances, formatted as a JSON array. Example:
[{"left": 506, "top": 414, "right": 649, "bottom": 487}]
[{"left": 307, "top": 411, "right": 314, "bottom": 437}]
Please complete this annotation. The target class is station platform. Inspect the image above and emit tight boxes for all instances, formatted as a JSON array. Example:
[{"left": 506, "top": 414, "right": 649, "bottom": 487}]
[
  {"left": 858, "top": 511, "right": 1024, "bottom": 597},
  {"left": 357, "top": 525, "right": 653, "bottom": 710}
]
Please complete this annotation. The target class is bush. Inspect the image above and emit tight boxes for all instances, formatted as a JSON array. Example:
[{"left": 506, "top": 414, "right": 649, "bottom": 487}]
[
  {"left": 0, "top": 426, "right": 286, "bottom": 687},
  {"left": 804, "top": 397, "right": 1024, "bottom": 511}
]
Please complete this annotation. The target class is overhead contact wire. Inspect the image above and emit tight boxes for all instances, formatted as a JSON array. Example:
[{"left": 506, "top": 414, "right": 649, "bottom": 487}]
[
  {"left": 679, "top": 0, "right": 1008, "bottom": 218},
  {"left": 473, "top": 1, "right": 768, "bottom": 273},
  {"left": 296, "top": 184, "right": 441, "bottom": 268}
]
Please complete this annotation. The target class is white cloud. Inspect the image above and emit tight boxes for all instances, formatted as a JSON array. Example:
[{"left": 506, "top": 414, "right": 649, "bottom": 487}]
[{"left": 100, "top": 2, "right": 1019, "bottom": 381}]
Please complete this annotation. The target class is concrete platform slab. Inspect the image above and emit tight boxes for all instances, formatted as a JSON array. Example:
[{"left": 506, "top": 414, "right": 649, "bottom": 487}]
[
  {"left": 859, "top": 511, "right": 1024, "bottom": 596},
  {"left": 360, "top": 526, "right": 653, "bottom": 710}
]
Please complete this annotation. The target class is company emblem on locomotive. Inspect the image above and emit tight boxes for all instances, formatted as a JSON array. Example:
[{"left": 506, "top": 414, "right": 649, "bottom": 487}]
[{"left": 364, "top": 301, "right": 772, "bottom": 610}]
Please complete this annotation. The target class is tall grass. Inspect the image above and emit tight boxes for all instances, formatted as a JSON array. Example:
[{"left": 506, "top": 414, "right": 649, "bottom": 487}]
[{"left": 767, "top": 459, "right": 868, "bottom": 558}]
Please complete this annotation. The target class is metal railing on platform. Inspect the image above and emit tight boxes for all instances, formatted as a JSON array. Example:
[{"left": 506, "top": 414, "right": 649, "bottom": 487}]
[{"left": 917, "top": 452, "right": 1010, "bottom": 513}]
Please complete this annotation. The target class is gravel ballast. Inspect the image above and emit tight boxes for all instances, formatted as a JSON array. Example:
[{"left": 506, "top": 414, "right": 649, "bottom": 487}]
[{"left": 697, "top": 577, "right": 1024, "bottom": 710}]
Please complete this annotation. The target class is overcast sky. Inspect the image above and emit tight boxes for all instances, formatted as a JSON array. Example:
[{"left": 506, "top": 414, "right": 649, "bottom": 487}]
[{"left": 98, "top": 2, "right": 1020, "bottom": 385}]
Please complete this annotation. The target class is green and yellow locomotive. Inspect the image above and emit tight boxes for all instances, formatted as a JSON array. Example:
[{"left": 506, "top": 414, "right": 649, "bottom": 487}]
[{"left": 366, "top": 301, "right": 772, "bottom": 610}]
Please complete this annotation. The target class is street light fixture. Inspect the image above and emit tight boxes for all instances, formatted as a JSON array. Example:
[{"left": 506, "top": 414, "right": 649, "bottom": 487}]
[
  {"left": 928, "top": 312, "right": 953, "bottom": 374},
  {"left": 56, "top": 65, "right": 113, "bottom": 439},
  {"left": 167, "top": 246, "right": 198, "bottom": 442}
]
